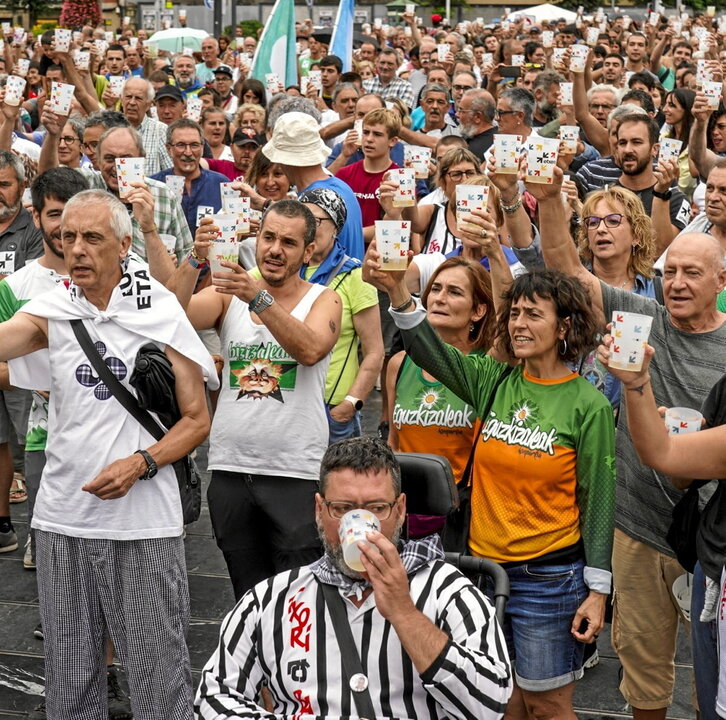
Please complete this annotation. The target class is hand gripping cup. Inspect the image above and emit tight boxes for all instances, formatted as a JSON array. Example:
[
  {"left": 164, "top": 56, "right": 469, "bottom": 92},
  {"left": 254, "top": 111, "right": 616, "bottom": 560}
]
[
  {"left": 209, "top": 242, "right": 239, "bottom": 280},
  {"left": 48, "top": 82, "right": 75, "bottom": 116},
  {"left": 525, "top": 137, "right": 559, "bottom": 184},
  {"left": 609, "top": 311, "right": 654, "bottom": 371},
  {"left": 665, "top": 407, "right": 703, "bottom": 435},
  {"left": 209, "top": 213, "right": 239, "bottom": 244},
  {"left": 658, "top": 138, "right": 683, "bottom": 164},
  {"left": 338, "top": 509, "right": 381, "bottom": 572},
  {"left": 559, "top": 125, "right": 579, "bottom": 155},
  {"left": 375, "top": 220, "right": 411, "bottom": 271},
  {"left": 570, "top": 44, "right": 588, "bottom": 73},
  {"left": 389, "top": 168, "right": 416, "bottom": 207}
]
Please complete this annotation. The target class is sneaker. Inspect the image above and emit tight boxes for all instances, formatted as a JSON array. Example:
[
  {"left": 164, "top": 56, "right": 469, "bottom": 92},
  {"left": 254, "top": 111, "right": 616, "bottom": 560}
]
[
  {"left": 33, "top": 622, "right": 44, "bottom": 640},
  {"left": 583, "top": 644, "right": 600, "bottom": 670},
  {"left": 107, "top": 666, "right": 133, "bottom": 720},
  {"left": 0, "top": 527, "right": 17, "bottom": 553},
  {"left": 24, "top": 536, "right": 36, "bottom": 570},
  {"left": 27, "top": 701, "right": 46, "bottom": 719}
]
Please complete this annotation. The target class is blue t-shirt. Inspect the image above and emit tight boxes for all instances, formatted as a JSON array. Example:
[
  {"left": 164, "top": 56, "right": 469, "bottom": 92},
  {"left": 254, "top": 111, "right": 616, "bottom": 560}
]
[
  {"left": 301, "top": 177, "right": 364, "bottom": 260},
  {"left": 151, "top": 167, "right": 228, "bottom": 236}
]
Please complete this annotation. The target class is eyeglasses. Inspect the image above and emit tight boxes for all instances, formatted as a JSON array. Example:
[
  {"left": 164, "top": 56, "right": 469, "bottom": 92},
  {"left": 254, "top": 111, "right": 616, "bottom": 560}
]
[
  {"left": 312, "top": 216, "right": 332, "bottom": 227},
  {"left": 495, "top": 109, "right": 519, "bottom": 118},
  {"left": 322, "top": 499, "right": 399, "bottom": 520},
  {"left": 83, "top": 141, "right": 99, "bottom": 151},
  {"left": 59, "top": 136, "right": 78, "bottom": 145},
  {"left": 584, "top": 213, "right": 624, "bottom": 230},
  {"left": 169, "top": 142, "right": 203, "bottom": 151},
  {"left": 589, "top": 103, "right": 615, "bottom": 111},
  {"left": 446, "top": 169, "right": 477, "bottom": 181}
]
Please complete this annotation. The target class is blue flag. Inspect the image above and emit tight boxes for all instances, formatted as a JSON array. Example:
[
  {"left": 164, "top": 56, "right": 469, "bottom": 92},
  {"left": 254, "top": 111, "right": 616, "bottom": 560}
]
[
  {"left": 250, "top": 0, "right": 297, "bottom": 88},
  {"left": 329, "top": 0, "right": 355, "bottom": 72}
]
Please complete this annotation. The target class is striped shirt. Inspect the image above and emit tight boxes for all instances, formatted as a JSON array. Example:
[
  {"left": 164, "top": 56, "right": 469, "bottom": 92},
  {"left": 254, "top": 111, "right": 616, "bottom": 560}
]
[
  {"left": 196, "top": 561, "right": 512, "bottom": 720},
  {"left": 575, "top": 155, "right": 621, "bottom": 194},
  {"left": 363, "top": 76, "right": 416, "bottom": 109}
]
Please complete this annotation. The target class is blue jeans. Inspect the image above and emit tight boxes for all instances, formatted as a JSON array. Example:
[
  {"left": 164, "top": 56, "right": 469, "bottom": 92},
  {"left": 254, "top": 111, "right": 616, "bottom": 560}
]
[
  {"left": 326, "top": 405, "right": 361, "bottom": 445},
  {"left": 503, "top": 558, "right": 588, "bottom": 691},
  {"left": 692, "top": 562, "right": 719, "bottom": 720}
]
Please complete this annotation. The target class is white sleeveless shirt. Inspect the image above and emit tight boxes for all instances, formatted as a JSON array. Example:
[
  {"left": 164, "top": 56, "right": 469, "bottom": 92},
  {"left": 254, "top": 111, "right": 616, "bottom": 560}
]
[{"left": 209, "top": 283, "right": 330, "bottom": 480}]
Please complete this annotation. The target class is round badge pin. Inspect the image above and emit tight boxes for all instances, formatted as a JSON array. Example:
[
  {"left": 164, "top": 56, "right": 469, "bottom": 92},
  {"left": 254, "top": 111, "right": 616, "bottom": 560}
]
[{"left": 349, "top": 672, "right": 369, "bottom": 693}]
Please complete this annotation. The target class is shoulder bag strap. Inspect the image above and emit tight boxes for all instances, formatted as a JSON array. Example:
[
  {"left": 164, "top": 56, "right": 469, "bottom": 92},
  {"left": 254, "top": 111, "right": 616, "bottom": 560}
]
[
  {"left": 319, "top": 583, "right": 377, "bottom": 719},
  {"left": 460, "top": 364, "right": 514, "bottom": 488},
  {"left": 70, "top": 319, "right": 165, "bottom": 443}
]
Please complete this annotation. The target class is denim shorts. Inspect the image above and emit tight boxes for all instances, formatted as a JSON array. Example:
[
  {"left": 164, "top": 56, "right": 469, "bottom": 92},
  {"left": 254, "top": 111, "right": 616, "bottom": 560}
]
[{"left": 501, "top": 558, "right": 588, "bottom": 691}]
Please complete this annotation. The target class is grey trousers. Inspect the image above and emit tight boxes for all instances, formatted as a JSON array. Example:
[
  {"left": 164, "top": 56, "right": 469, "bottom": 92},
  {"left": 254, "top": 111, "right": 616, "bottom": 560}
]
[{"left": 36, "top": 530, "right": 193, "bottom": 720}]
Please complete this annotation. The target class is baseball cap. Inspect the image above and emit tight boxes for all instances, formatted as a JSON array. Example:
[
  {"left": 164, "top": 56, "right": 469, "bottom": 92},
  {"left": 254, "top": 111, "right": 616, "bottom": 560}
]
[
  {"left": 232, "top": 127, "right": 262, "bottom": 146},
  {"left": 154, "top": 85, "right": 184, "bottom": 103},
  {"left": 213, "top": 64, "right": 233, "bottom": 79}
]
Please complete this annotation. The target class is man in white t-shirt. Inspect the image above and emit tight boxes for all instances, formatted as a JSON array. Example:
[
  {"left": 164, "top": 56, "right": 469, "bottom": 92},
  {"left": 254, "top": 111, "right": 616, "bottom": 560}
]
[{"left": 0, "top": 189, "right": 217, "bottom": 720}]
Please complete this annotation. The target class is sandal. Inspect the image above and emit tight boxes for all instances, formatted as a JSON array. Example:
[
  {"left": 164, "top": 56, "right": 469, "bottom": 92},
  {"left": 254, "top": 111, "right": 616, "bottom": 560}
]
[{"left": 10, "top": 473, "right": 27, "bottom": 504}]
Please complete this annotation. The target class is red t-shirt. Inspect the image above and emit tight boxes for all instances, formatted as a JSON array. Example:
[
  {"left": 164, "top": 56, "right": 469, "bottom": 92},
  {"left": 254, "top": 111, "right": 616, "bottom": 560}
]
[
  {"left": 206, "top": 158, "right": 243, "bottom": 182},
  {"left": 335, "top": 160, "right": 399, "bottom": 228}
]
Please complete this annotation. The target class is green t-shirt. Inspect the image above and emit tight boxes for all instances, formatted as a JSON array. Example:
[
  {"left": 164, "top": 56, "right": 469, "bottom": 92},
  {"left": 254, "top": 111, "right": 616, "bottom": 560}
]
[
  {"left": 303, "top": 266, "right": 378, "bottom": 405},
  {"left": 718, "top": 288, "right": 726, "bottom": 313}
]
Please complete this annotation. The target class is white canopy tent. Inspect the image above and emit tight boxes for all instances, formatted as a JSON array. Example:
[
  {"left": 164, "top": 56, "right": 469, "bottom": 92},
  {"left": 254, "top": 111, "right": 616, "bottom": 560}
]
[{"left": 507, "top": 3, "right": 577, "bottom": 23}]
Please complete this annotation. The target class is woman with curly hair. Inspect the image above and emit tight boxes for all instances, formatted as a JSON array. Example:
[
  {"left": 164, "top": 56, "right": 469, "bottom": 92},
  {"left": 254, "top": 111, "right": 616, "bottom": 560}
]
[{"left": 369, "top": 254, "right": 616, "bottom": 720}]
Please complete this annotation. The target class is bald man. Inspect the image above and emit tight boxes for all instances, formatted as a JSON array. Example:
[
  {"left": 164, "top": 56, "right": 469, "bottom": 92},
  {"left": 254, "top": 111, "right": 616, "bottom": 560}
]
[{"left": 535, "top": 170, "right": 726, "bottom": 719}]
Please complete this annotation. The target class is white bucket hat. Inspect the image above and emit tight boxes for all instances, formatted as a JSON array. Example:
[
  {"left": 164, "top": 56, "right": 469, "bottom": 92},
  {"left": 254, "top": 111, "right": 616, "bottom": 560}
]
[{"left": 262, "top": 112, "right": 331, "bottom": 166}]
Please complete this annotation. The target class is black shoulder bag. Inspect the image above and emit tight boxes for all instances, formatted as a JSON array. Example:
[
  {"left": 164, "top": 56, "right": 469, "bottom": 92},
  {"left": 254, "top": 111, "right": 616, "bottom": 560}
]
[
  {"left": 441, "top": 365, "right": 513, "bottom": 554},
  {"left": 70, "top": 319, "right": 202, "bottom": 524},
  {"left": 319, "top": 583, "right": 377, "bottom": 720}
]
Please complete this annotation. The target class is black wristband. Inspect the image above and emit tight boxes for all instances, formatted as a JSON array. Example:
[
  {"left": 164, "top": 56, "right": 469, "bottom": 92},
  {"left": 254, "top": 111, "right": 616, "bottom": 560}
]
[{"left": 652, "top": 188, "right": 672, "bottom": 201}]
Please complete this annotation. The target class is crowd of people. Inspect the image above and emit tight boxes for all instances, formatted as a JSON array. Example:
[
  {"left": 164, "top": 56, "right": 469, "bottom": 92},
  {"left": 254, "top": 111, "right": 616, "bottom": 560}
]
[{"left": 1, "top": 5, "right": 726, "bottom": 719}]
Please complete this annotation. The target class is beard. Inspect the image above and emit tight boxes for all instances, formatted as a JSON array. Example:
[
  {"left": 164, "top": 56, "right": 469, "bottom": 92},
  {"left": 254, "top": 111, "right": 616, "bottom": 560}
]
[
  {"left": 538, "top": 100, "right": 558, "bottom": 122},
  {"left": 458, "top": 121, "right": 476, "bottom": 139},
  {"left": 316, "top": 517, "right": 404, "bottom": 580},
  {"left": 0, "top": 197, "right": 21, "bottom": 222},
  {"left": 619, "top": 153, "right": 651, "bottom": 175}
]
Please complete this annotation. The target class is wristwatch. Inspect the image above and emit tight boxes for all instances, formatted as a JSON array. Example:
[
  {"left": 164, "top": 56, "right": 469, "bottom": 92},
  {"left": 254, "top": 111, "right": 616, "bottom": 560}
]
[
  {"left": 135, "top": 449, "right": 158, "bottom": 480},
  {"left": 249, "top": 289, "right": 275, "bottom": 314},
  {"left": 345, "top": 395, "right": 364, "bottom": 411}
]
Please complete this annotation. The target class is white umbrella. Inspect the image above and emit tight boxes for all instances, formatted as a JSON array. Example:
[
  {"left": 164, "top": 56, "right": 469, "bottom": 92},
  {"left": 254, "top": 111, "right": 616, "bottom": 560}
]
[
  {"left": 508, "top": 3, "right": 577, "bottom": 24},
  {"left": 147, "top": 27, "right": 210, "bottom": 53}
]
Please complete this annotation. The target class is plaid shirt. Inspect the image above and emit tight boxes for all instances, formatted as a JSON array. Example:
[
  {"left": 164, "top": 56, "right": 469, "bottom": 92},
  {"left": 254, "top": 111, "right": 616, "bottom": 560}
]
[
  {"left": 363, "top": 75, "right": 415, "bottom": 109},
  {"left": 137, "top": 116, "right": 173, "bottom": 177},
  {"left": 78, "top": 169, "right": 192, "bottom": 260}
]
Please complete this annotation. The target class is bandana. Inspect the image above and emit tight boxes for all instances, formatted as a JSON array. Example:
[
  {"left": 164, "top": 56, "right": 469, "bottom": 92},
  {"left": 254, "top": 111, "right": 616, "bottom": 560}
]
[
  {"left": 299, "top": 186, "right": 348, "bottom": 233},
  {"left": 310, "top": 533, "right": 446, "bottom": 600}
]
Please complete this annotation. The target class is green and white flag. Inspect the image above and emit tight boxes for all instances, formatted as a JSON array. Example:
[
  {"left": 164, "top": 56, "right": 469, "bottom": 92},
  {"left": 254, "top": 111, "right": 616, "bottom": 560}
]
[{"left": 250, "top": 0, "right": 298, "bottom": 89}]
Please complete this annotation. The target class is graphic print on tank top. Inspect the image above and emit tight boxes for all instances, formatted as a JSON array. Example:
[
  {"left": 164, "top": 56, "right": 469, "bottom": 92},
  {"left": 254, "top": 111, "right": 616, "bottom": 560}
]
[{"left": 227, "top": 340, "right": 299, "bottom": 402}]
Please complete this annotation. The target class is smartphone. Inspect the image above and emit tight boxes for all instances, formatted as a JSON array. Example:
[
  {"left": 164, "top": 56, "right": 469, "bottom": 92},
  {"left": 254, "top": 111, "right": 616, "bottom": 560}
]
[{"left": 500, "top": 65, "right": 521, "bottom": 78}]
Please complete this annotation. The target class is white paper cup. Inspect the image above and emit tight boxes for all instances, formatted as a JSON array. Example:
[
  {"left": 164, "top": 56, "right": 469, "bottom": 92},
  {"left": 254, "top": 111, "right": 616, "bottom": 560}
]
[
  {"left": 4, "top": 75, "right": 26, "bottom": 106},
  {"left": 609, "top": 310, "right": 653, "bottom": 371},
  {"left": 553, "top": 47, "right": 567, "bottom": 65},
  {"left": 186, "top": 95, "right": 202, "bottom": 122},
  {"left": 210, "top": 213, "right": 239, "bottom": 244},
  {"left": 437, "top": 43, "right": 450, "bottom": 62},
  {"left": 49, "top": 82, "right": 75, "bottom": 116},
  {"left": 559, "top": 125, "right": 579, "bottom": 154},
  {"left": 129, "top": 37, "right": 138, "bottom": 48},
  {"left": 165, "top": 174, "right": 184, "bottom": 199},
  {"left": 108, "top": 75, "right": 125, "bottom": 96},
  {"left": 220, "top": 182, "right": 239, "bottom": 201},
  {"left": 104, "top": 31, "right": 114, "bottom": 42},
  {"left": 209, "top": 241, "right": 239, "bottom": 279},
  {"left": 404, "top": 145, "right": 431, "bottom": 179},
  {"left": 223, "top": 197, "right": 251, "bottom": 235},
  {"left": 455, "top": 184, "right": 489, "bottom": 231},
  {"left": 659, "top": 138, "right": 683, "bottom": 164},
  {"left": 354, "top": 118, "right": 363, "bottom": 146},
  {"left": 493, "top": 134, "right": 522, "bottom": 174},
  {"left": 665, "top": 407, "right": 703, "bottom": 435},
  {"left": 145, "top": 42, "right": 159, "bottom": 59},
  {"left": 703, "top": 81, "right": 722, "bottom": 110},
  {"left": 405, "top": 3, "right": 415, "bottom": 13},
  {"left": 389, "top": 168, "right": 416, "bottom": 207},
  {"left": 511, "top": 54, "right": 524, "bottom": 66},
  {"left": 196, "top": 206, "right": 215, "bottom": 225},
  {"left": 338, "top": 509, "right": 381, "bottom": 572},
  {"left": 12, "top": 27, "right": 24, "bottom": 44},
  {"left": 265, "top": 73, "right": 279, "bottom": 93},
  {"left": 542, "top": 30, "right": 554, "bottom": 48},
  {"left": 483, "top": 52, "right": 494, "bottom": 66},
  {"left": 115, "top": 157, "right": 145, "bottom": 198},
  {"left": 525, "top": 136, "right": 559, "bottom": 184},
  {"left": 74, "top": 51, "right": 90, "bottom": 70},
  {"left": 159, "top": 234, "right": 177, "bottom": 253},
  {"left": 376, "top": 220, "right": 411, "bottom": 271},
  {"left": 570, "top": 44, "right": 589, "bottom": 73},
  {"left": 308, "top": 69, "right": 322, "bottom": 91},
  {"left": 586, "top": 26, "right": 600, "bottom": 46},
  {"left": 560, "top": 82, "right": 573, "bottom": 105},
  {"left": 16, "top": 58, "right": 29, "bottom": 77},
  {"left": 54, "top": 28, "right": 71, "bottom": 52},
  {"left": 672, "top": 574, "right": 692, "bottom": 622}
]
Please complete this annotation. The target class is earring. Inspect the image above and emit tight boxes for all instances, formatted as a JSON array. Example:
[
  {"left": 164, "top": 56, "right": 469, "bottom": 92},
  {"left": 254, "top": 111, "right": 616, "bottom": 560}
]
[
  {"left": 469, "top": 322, "right": 475, "bottom": 335},
  {"left": 558, "top": 338, "right": 568, "bottom": 356}
]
